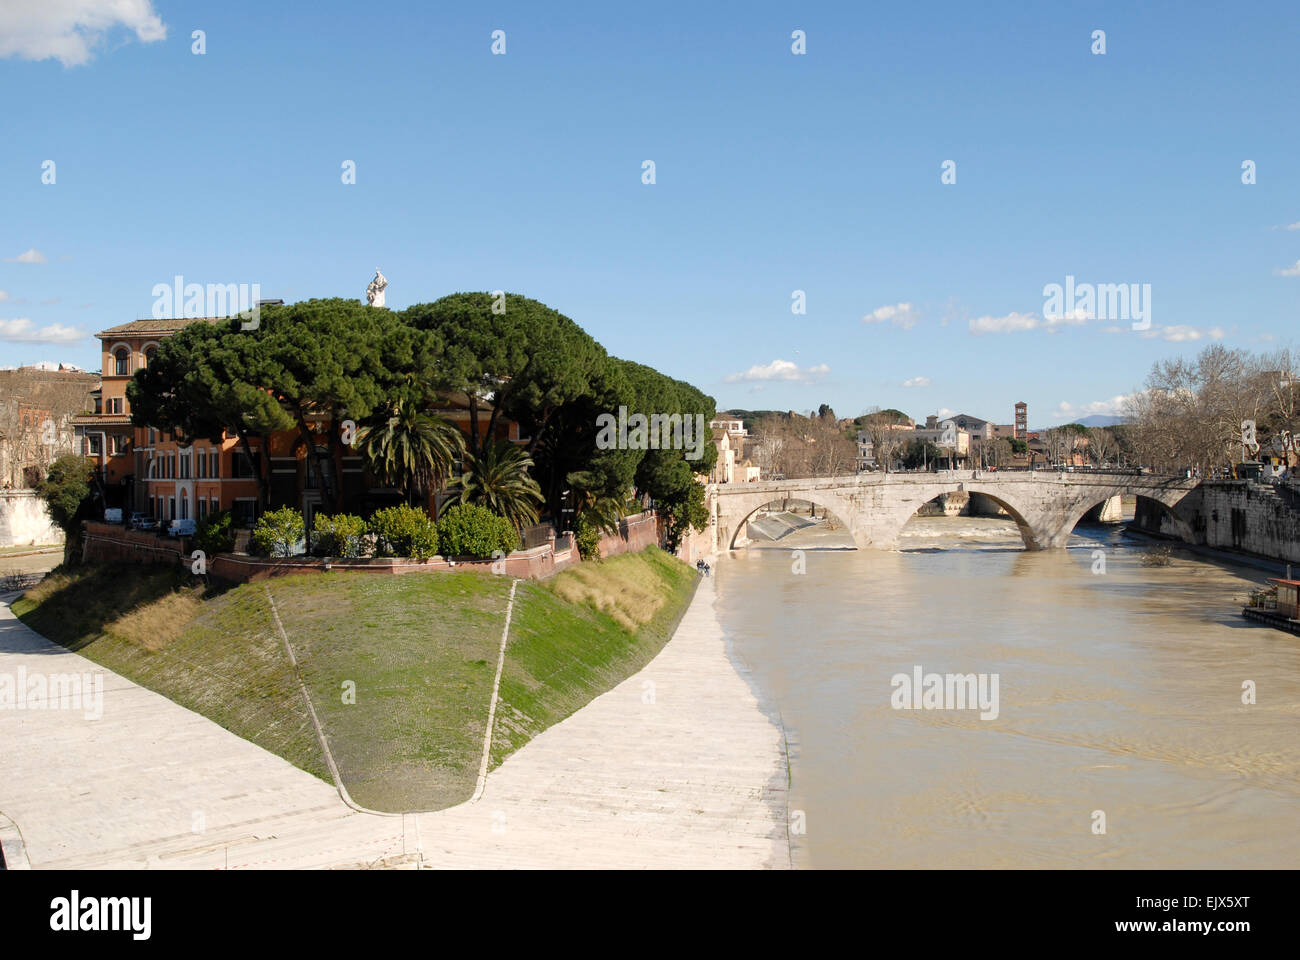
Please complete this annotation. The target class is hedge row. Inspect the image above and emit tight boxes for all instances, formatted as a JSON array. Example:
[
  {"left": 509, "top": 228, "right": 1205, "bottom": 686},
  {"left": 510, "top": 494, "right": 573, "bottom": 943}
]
[{"left": 246, "top": 503, "right": 519, "bottom": 560}]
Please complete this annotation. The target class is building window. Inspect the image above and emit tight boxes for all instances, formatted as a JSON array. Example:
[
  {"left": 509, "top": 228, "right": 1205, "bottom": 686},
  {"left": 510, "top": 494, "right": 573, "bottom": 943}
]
[
  {"left": 198, "top": 498, "right": 207, "bottom": 520},
  {"left": 232, "top": 500, "right": 258, "bottom": 527},
  {"left": 148, "top": 428, "right": 156, "bottom": 445},
  {"left": 114, "top": 348, "right": 129, "bottom": 376},
  {"left": 107, "top": 397, "right": 123, "bottom": 415},
  {"left": 197, "top": 449, "right": 206, "bottom": 478},
  {"left": 303, "top": 447, "right": 332, "bottom": 490},
  {"left": 111, "top": 434, "right": 128, "bottom": 456},
  {"left": 180, "top": 492, "right": 188, "bottom": 520},
  {"left": 168, "top": 497, "right": 176, "bottom": 520},
  {"left": 209, "top": 452, "right": 220, "bottom": 478},
  {"left": 144, "top": 346, "right": 157, "bottom": 365},
  {"left": 234, "top": 451, "right": 257, "bottom": 479},
  {"left": 180, "top": 452, "right": 191, "bottom": 479}
]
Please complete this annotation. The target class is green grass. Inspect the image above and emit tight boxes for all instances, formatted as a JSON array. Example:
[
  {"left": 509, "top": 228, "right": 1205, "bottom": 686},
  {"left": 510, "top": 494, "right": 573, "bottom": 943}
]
[
  {"left": 14, "top": 548, "right": 699, "bottom": 812},
  {"left": 491, "top": 548, "right": 699, "bottom": 767},
  {"left": 12, "top": 566, "right": 327, "bottom": 782},
  {"left": 268, "top": 571, "right": 515, "bottom": 810}
]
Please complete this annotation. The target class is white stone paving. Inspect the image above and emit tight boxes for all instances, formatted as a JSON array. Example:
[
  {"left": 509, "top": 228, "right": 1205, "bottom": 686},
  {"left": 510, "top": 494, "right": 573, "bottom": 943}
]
[{"left": 0, "top": 575, "right": 789, "bottom": 869}]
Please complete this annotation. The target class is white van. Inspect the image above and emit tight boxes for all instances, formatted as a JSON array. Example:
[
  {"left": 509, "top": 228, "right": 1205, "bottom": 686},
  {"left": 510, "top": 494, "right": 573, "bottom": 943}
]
[{"left": 168, "top": 518, "right": 197, "bottom": 538}]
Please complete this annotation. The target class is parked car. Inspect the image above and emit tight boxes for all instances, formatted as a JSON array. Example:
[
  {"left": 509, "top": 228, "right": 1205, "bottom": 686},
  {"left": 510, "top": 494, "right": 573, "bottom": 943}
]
[
  {"left": 168, "top": 518, "right": 197, "bottom": 538},
  {"left": 127, "top": 512, "right": 148, "bottom": 529},
  {"left": 103, "top": 507, "right": 123, "bottom": 524},
  {"left": 135, "top": 516, "right": 160, "bottom": 531}
]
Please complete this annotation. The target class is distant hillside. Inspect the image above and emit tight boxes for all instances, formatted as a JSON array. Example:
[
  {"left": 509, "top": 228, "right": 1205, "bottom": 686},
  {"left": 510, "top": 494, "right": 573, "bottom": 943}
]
[{"left": 1032, "top": 414, "right": 1126, "bottom": 431}]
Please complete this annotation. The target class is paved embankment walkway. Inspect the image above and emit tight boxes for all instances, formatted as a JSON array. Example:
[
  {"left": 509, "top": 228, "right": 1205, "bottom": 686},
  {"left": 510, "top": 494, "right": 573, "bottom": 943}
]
[{"left": 0, "top": 575, "right": 789, "bottom": 869}]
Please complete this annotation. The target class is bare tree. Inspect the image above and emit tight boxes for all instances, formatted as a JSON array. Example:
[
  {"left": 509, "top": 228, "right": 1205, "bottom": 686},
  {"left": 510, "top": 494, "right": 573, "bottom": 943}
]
[
  {"left": 858, "top": 406, "right": 910, "bottom": 473},
  {"left": 0, "top": 369, "right": 95, "bottom": 488},
  {"left": 1125, "top": 345, "right": 1284, "bottom": 474},
  {"left": 752, "top": 411, "right": 856, "bottom": 479}
]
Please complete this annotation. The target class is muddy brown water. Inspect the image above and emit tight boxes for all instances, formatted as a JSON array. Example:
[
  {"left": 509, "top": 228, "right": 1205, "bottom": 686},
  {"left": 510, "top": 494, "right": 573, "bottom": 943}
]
[{"left": 716, "top": 513, "right": 1300, "bottom": 867}]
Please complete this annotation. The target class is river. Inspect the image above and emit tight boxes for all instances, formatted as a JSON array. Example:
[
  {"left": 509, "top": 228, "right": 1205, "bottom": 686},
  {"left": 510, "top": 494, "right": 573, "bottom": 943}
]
[{"left": 715, "top": 509, "right": 1300, "bottom": 868}]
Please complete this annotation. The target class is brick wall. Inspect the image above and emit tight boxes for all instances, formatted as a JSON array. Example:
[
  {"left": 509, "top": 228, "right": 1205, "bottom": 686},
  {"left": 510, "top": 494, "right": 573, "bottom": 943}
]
[
  {"left": 597, "top": 511, "right": 660, "bottom": 559},
  {"left": 82, "top": 523, "right": 598, "bottom": 584},
  {"left": 82, "top": 522, "right": 185, "bottom": 566}
]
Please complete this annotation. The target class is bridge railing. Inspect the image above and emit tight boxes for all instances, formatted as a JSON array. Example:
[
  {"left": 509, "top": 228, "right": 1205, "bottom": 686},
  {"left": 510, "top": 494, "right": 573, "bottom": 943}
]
[
  {"left": 883, "top": 466, "right": 1190, "bottom": 479},
  {"left": 722, "top": 467, "right": 1196, "bottom": 485}
]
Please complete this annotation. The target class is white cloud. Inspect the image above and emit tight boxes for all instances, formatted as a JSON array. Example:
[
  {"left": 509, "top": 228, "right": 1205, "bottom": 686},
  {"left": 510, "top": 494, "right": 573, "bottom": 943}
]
[
  {"left": 902, "top": 376, "right": 931, "bottom": 388},
  {"left": 723, "top": 359, "right": 830, "bottom": 383},
  {"left": 1044, "top": 308, "right": 1090, "bottom": 328},
  {"left": 5, "top": 248, "right": 47, "bottom": 264},
  {"left": 1272, "top": 222, "right": 1300, "bottom": 231},
  {"left": 1053, "top": 395, "right": 1132, "bottom": 420},
  {"left": 0, "top": 318, "right": 85, "bottom": 343},
  {"left": 1277, "top": 259, "right": 1300, "bottom": 277},
  {"left": 0, "top": 1, "right": 165, "bottom": 67},
  {"left": 1139, "top": 325, "right": 1225, "bottom": 343},
  {"left": 935, "top": 407, "right": 955, "bottom": 418},
  {"left": 968, "top": 311, "right": 1040, "bottom": 335},
  {"left": 969, "top": 308, "right": 1092, "bottom": 335},
  {"left": 862, "top": 302, "right": 920, "bottom": 329}
]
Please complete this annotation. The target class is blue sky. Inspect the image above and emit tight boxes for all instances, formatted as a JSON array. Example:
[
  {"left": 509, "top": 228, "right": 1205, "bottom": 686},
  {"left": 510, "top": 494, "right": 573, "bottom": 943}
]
[{"left": 2, "top": 1, "right": 1297, "bottom": 428}]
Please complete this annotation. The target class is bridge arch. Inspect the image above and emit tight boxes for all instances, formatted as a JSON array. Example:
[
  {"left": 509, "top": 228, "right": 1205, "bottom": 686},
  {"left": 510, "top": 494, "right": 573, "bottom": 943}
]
[
  {"left": 1054, "top": 489, "right": 1195, "bottom": 546},
  {"left": 876, "top": 482, "right": 1044, "bottom": 550},
  {"left": 708, "top": 474, "right": 1202, "bottom": 553},
  {"left": 721, "top": 491, "right": 858, "bottom": 550}
]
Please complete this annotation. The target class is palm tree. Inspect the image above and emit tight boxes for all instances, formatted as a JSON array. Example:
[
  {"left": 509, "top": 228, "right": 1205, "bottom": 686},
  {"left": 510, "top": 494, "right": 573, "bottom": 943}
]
[
  {"left": 358, "top": 399, "right": 465, "bottom": 505},
  {"left": 450, "top": 438, "right": 544, "bottom": 529},
  {"left": 566, "top": 470, "right": 631, "bottom": 534}
]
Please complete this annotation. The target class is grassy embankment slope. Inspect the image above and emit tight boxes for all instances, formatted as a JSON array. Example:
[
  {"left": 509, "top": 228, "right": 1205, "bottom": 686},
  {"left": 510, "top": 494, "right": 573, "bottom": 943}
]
[{"left": 12, "top": 547, "right": 698, "bottom": 812}]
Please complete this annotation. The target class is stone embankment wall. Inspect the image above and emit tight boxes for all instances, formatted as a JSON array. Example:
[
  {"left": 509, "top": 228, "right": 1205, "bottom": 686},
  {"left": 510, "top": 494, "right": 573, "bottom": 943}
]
[
  {"left": 1132, "top": 482, "right": 1300, "bottom": 565},
  {"left": 0, "top": 491, "right": 63, "bottom": 548}
]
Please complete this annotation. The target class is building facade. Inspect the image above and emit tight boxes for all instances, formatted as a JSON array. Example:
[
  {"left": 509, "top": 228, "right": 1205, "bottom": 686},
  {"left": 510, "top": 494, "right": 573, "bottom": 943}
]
[
  {"left": 1, "top": 366, "right": 97, "bottom": 488},
  {"left": 70, "top": 314, "right": 523, "bottom": 528}
]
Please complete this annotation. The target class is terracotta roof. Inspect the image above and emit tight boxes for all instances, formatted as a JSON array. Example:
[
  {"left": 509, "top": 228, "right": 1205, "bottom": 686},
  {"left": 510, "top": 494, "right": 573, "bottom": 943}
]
[{"left": 97, "top": 317, "right": 226, "bottom": 338}]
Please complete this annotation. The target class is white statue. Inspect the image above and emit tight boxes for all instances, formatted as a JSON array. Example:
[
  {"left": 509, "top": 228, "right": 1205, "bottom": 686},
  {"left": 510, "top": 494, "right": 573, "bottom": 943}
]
[{"left": 366, "top": 268, "right": 387, "bottom": 307}]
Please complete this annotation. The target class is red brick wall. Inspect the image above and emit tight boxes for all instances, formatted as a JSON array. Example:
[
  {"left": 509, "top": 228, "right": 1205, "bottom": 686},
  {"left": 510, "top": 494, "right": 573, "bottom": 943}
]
[
  {"left": 597, "top": 511, "right": 659, "bottom": 559},
  {"left": 80, "top": 518, "right": 681, "bottom": 585},
  {"left": 82, "top": 522, "right": 184, "bottom": 566}
]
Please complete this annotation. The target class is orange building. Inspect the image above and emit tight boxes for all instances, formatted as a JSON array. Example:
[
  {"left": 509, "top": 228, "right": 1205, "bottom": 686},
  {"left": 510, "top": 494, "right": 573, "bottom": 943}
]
[{"left": 72, "top": 314, "right": 523, "bottom": 528}]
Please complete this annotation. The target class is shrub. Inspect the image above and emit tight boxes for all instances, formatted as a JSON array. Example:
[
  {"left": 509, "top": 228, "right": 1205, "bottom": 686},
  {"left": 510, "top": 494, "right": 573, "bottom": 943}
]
[
  {"left": 194, "top": 509, "right": 236, "bottom": 555},
  {"left": 312, "top": 513, "right": 367, "bottom": 557},
  {"left": 573, "top": 513, "right": 602, "bottom": 561},
  {"left": 370, "top": 504, "right": 439, "bottom": 561},
  {"left": 437, "top": 503, "right": 519, "bottom": 559},
  {"left": 251, "top": 506, "right": 305, "bottom": 558}
]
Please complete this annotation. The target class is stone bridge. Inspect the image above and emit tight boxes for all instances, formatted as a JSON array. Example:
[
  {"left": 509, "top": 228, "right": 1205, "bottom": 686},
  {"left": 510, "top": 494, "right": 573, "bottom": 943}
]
[{"left": 709, "top": 471, "right": 1200, "bottom": 551}]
